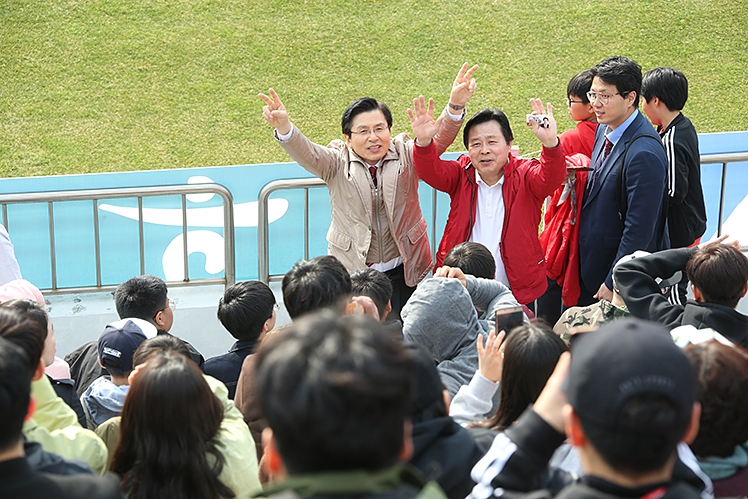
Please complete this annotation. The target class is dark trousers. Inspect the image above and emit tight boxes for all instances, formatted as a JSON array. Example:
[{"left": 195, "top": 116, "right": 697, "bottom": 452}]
[
  {"left": 384, "top": 264, "right": 416, "bottom": 322},
  {"left": 535, "top": 278, "right": 564, "bottom": 327}
]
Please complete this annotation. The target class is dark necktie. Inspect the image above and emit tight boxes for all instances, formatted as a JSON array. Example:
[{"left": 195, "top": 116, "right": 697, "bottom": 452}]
[
  {"left": 369, "top": 165, "right": 378, "bottom": 188},
  {"left": 586, "top": 138, "right": 613, "bottom": 196}
]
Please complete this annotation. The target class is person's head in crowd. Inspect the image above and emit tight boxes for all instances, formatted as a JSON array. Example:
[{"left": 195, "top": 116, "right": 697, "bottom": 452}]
[
  {"left": 589, "top": 56, "right": 642, "bottom": 130},
  {"left": 217, "top": 280, "right": 277, "bottom": 342},
  {"left": 282, "top": 255, "right": 352, "bottom": 320},
  {"left": 2, "top": 299, "right": 56, "bottom": 368},
  {"left": 133, "top": 334, "right": 191, "bottom": 367},
  {"left": 443, "top": 242, "right": 496, "bottom": 280},
  {"left": 255, "top": 310, "right": 413, "bottom": 477},
  {"left": 684, "top": 340, "right": 748, "bottom": 458},
  {"left": 0, "top": 306, "right": 45, "bottom": 379},
  {"left": 97, "top": 320, "right": 149, "bottom": 386},
  {"left": 565, "top": 318, "right": 699, "bottom": 481},
  {"left": 566, "top": 69, "right": 596, "bottom": 123},
  {"left": 115, "top": 275, "right": 173, "bottom": 332},
  {"left": 0, "top": 279, "right": 45, "bottom": 310},
  {"left": 350, "top": 268, "right": 393, "bottom": 322},
  {"left": 685, "top": 241, "right": 748, "bottom": 308},
  {"left": 641, "top": 67, "right": 688, "bottom": 128},
  {"left": 341, "top": 97, "right": 393, "bottom": 166},
  {"left": 0, "top": 337, "right": 34, "bottom": 459},
  {"left": 486, "top": 323, "right": 567, "bottom": 430},
  {"left": 110, "top": 352, "right": 233, "bottom": 499},
  {"left": 408, "top": 345, "right": 449, "bottom": 425}
]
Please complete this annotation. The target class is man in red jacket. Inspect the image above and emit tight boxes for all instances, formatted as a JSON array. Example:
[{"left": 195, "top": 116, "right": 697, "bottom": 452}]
[{"left": 409, "top": 97, "right": 565, "bottom": 306}]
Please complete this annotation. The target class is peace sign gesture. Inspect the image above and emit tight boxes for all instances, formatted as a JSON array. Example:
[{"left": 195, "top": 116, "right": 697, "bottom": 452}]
[
  {"left": 259, "top": 88, "right": 292, "bottom": 135},
  {"left": 449, "top": 62, "right": 479, "bottom": 108}
]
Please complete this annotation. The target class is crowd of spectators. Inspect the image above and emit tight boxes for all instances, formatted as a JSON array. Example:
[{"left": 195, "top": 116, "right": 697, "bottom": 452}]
[{"left": 0, "top": 53, "right": 745, "bottom": 499}]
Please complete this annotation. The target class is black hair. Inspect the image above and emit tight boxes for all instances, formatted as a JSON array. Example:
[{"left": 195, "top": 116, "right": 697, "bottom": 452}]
[
  {"left": 686, "top": 241, "right": 748, "bottom": 308},
  {"left": 111, "top": 352, "right": 233, "bottom": 499},
  {"left": 484, "top": 324, "right": 567, "bottom": 431},
  {"left": 443, "top": 242, "right": 496, "bottom": 280},
  {"left": 350, "top": 268, "right": 393, "bottom": 321},
  {"left": 341, "top": 98, "right": 393, "bottom": 137},
  {"left": 115, "top": 275, "right": 168, "bottom": 321},
  {"left": 254, "top": 310, "right": 413, "bottom": 474},
  {"left": 567, "top": 69, "right": 594, "bottom": 103},
  {"left": 217, "top": 281, "right": 276, "bottom": 342},
  {"left": 282, "top": 255, "right": 352, "bottom": 320},
  {"left": 2, "top": 299, "right": 48, "bottom": 341},
  {"left": 642, "top": 67, "right": 688, "bottom": 112},
  {"left": 0, "top": 337, "right": 33, "bottom": 452},
  {"left": 591, "top": 56, "right": 642, "bottom": 107},
  {"left": 463, "top": 108, "right": 513, "bottom": 150},
  {"left": 580, "top": 392, "right": 690, "bottom": 476},
  {"left": 0, "top": 306, "right": 45, "bottom": 372},
  {"left": 133, "top": 335, "right": 192, "bottom": 367}
]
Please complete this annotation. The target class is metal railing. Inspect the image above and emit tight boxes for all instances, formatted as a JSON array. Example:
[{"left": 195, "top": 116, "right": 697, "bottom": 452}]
[
  {"left": 0, "top": 184, "right": 235, "bottom": 294},
  {"left": 258, "top": 152, "right": 748, "bottom": 283},
  {"left": 258, "top": 178, "right": 325, "bottom": 283},
  {"left": 700, "top": 152, "right": 748, "bottom": 238}
]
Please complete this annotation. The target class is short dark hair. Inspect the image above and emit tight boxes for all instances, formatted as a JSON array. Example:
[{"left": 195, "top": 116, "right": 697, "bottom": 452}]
[
  {"left": 341, "top": 98, "right": 393, "bottom": 137},
  {"left": 133, "top": 335, "right": 192, "bottom": 367},
  {"left": 0, "top": 306, "right": 45, "bottom": 372},
  {"left": 0, "top": 337, "right": 33, "bottom": 452},
  {"left": 282, "top": 255, "right": 352, "bottom": 320},
  {"left": 580, "top": 393, "right": 691, "bottom": 475},
  {"left": 350, "top": 268, "right": 393, "bottom": 321},
  {"left": 591, "top": 56, "right": 642, "bottom": 107},
  {"left": 485, "top": 324, "right": 567, "bottom": 431},
  {"left": 686, "top": 242, "right": 748, "bottom": 308},
  {"left": 642, "top": 67, "right": 689, "bottom": 112},
  {"left": 217, "top": 281, "right": 275, "bottom": 342},
  {"left": 463, "top": 109, "right": 513, "bottom": 150},
  {"left": 685, "top": 340, "right": 748, "bottom": 458},
  {"left": 567, "top": 69, "right": 594, "bottom": 103},
  {"left": 115, "top": 275, "right": 168, "bottom": 321},
  {"left": 443, "top": 242, "right": 496, "bottom": 280},
  {"left": 254, "top": 310, "right": 413, "bottom": 474}
]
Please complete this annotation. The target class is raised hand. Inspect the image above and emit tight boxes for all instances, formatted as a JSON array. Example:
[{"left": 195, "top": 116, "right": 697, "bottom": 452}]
[
  {"left": 259, "top": 88, "right": 292, "bottom": 135},
  {"left": 433, "top": 265, "right": 468, "bottom": 287},
  {"left": 528, "top": 98, "right": 559, "bottom": 149},
  {"left": 407, "top": 96, "right": 441, "bottom": 146},
  {"left": 477, "top": 329, "right": 506, "bottom": 383},
  {"left": 450, "top": 62, "right": 479, "bottom": 108}
]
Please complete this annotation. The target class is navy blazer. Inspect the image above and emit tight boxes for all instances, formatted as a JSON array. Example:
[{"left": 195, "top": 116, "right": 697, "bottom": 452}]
[{"left": 579, "top": 110, "right": 668, "bottom": 293}]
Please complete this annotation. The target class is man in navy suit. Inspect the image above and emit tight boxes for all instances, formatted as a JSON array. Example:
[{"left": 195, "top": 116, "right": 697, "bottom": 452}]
[{"left": 578, "top": 56, "right": 668, "bottom": 306}]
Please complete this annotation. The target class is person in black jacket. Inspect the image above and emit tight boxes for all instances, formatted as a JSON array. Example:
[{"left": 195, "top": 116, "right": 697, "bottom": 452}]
[
  {"left": 641, "top": 67, "right": 707, "bottom": 304},
  {"left": 469, "top": 319, "right": 708, "bottom": 499},
  {"left": 407, "top": 345, "right": 483, "bottom": 499},
  {"left": 615, "top": 238, "right": 748, "bottom": 348},
  {"left": 0, "top": 337, "right": 124, "bottom": 499}
]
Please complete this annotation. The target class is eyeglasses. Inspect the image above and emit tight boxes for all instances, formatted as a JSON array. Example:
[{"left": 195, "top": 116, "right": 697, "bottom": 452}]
[
  {"left": 586, "top": 91, "right": 622, "bottom": 105},
  {"left": 349, "top": 125, "right": 390, "bottom": 137},
  {"left": 567, "top": 99, "right": 585, "bottom": 105},
  {"left": 155, "top": 299, "right": 176, "bottom": 317}
]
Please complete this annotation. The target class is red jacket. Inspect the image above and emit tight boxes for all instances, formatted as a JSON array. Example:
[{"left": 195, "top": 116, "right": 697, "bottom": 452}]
[
  {"left": 414, "top": 142, "right": 566, "bottom": 304},
  {"left": 560, "top": 120, "right": 597, "bottom": 158}
]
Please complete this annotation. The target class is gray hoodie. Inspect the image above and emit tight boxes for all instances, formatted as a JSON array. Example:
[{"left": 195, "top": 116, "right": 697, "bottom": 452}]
[{"left": 402, "top": 275, "right": 522, "bottom": 397}]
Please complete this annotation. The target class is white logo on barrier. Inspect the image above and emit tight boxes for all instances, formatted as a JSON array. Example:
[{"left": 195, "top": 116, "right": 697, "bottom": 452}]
[{"left": 99, "top": 176, "right": 289, "bottom": 280}]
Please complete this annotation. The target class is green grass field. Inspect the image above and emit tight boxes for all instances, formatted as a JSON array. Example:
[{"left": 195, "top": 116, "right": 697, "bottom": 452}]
[{"left": 2, "top": 0, "right": 747, "bottom": 177}]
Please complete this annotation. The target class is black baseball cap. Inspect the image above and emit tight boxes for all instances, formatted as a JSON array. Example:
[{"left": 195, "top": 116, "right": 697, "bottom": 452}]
[{"left": 566, "top": 318, "right": 695, "bottom": 433}]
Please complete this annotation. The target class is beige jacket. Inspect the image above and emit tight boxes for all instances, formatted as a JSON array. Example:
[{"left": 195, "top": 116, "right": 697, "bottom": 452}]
[{"left": 278, "top": 112, "right": 462, "bottom": 286}]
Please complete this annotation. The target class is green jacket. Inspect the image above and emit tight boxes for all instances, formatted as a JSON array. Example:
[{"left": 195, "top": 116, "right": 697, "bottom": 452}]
[
  {"left": 23, "top": 374, "right": 108, "bottom": 474},
  {"left": 258, "top": 464, "right": 447, "bottom": 499}
]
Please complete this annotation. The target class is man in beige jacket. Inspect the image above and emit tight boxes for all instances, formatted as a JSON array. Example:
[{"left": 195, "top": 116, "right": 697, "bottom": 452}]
[{"left": 259, "top": 63, "right": 477, "bottom": 319}]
